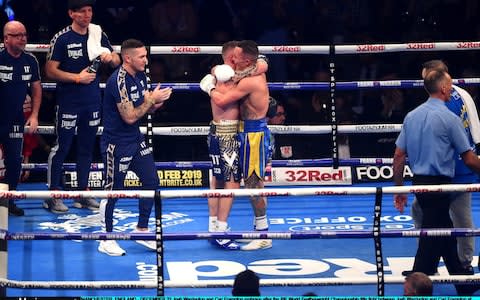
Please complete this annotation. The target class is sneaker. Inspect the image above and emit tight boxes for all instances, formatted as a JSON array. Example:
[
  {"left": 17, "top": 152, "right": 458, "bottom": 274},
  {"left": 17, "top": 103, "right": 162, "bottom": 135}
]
[
  {"left": 43, "top": 199, "right": 69, "bottom": 213},
  {"left": 8, "top": 202, "right": 24, "bottom": 216},
  {"left": 241, "top": 239, "right": 272, "bottom": 251},
  {"left": 98, "top": 240, "right": 126, "bottom": 256},
  {"left": 73, "top": 198, "right": 100, "bottom": 210},
  {"left": 132, "top": 229, "right": 156, "bottom": 250},
  {"left": 212, "top": 239, "right": 241, "bottom": 250}
]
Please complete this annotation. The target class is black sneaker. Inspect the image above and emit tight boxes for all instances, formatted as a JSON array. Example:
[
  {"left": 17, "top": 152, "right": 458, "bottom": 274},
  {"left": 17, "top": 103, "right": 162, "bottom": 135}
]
[{"left": 8, "top": 202, "right": 24, "bottom": 216}]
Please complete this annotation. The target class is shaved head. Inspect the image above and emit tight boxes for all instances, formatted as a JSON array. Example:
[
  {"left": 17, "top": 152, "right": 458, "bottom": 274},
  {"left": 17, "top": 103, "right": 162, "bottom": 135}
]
[{"left": 3, "top": 20, "right": 26, "bottom": 37}]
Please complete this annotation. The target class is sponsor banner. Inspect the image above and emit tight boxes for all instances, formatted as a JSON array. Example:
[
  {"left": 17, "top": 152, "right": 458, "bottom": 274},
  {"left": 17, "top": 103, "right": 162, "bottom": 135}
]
[
  {"left": 158, "top": 169, "right": 209, "bottom": 188},
  {"left": 139, "top": 257, "right": 432, "bottom": 282},
  {"left": 354, "top": 165, "right": 413, "bottom": 183},
  {"left": 64, "top": 169, "right": 210, "bottom": 189},
  {"left": 265, "top": 166, "right": 352, "bottom": 186},
  {"left": 64, "top": 170, "right": 104, "bottom": 189}
]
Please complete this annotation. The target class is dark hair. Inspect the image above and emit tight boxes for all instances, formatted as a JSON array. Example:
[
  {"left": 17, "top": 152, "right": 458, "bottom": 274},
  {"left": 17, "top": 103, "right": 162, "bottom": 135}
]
[
  {"left": 232, "top": 270, "right": 260, "bottom": 296},
  {"left": 222, "top": 40, "right": 239, "bottom": 54},
  {"left": 422, "top": 59, "right": 448, "bottom": 73},
  {"left": 423, "top": 69, "right": 448, "bottom": 95},
  {"left": 237, "top": 40, "right": 259, "bottom": 59},
  {"left": 68, "top": 0, "right": 95, "bottom": 10},
  {"left": 121, "top": 39, "right": 145, "bottom": 54}
]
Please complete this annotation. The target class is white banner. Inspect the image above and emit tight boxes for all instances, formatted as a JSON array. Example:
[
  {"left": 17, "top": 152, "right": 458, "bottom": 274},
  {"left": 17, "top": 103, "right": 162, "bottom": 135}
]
[{"left": 265, "top": 166, "right": 352, "bottom": 186}]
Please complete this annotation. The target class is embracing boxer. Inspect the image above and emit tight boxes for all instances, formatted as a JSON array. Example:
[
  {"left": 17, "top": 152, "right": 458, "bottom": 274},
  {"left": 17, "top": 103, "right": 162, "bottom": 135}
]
[
  {"left": 201, "top": 40, "right": 272, "bottom": 251},
  {"left": 203, "top": 40, "right": 269, "bottom": 250}
]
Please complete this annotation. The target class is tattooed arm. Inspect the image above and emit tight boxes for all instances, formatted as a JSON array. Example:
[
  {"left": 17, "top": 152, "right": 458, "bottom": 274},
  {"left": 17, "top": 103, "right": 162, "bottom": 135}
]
[{"left": 117, "top": 84, "right": 172, "bottom": 125}]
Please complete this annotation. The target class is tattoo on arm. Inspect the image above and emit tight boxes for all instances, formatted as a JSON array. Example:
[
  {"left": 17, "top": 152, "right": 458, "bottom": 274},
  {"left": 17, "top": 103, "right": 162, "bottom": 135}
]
[
  {"left": 233, "top": 65, "right": 257, "bottom": 82},
  {"left": 118, "top": 95, "right": 153, "bottom": 124}
]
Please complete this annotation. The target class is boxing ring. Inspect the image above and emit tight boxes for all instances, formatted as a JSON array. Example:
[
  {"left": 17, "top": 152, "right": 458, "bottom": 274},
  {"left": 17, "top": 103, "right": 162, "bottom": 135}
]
[{"left": 2, "top": 41, "right": 480, "bottom": 297}]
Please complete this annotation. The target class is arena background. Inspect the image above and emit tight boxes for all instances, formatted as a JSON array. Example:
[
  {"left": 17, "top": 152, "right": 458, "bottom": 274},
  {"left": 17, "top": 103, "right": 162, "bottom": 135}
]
[
  {"left": 0, "top": 0, "right": 479, "bottom": 168},
  {"left": 2, "top": 0, "right": 480, "bottom": 297}
]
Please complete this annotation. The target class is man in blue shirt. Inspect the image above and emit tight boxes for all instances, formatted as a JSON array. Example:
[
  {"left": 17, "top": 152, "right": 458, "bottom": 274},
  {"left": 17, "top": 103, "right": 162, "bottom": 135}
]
[
  {"left": 44, "top": 0, "right": 120, "bottom": 213},
  {"left": 98, "top": 39, "right": 172, "bottom": 256},
  {"left": 408, "top": 60, "right": 480, "bottom": 274},
  {"left": 393, "top": 70, "right": 480, "bottom": 296},
  {"left": 0, "top": 20, "right": 41, "bottom": 216}
]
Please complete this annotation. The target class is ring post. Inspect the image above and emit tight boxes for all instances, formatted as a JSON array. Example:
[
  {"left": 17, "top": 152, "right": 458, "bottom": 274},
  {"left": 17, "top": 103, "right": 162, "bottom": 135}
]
[
  {"left": 154, "top": 188, "right": 164, "bottom": 296},
  {"left": 145, "top": 45, "right": 154, "bottom": 151},
  {"left": 0, "top": 183, "right": 9, "bottom": 297},
  {"left": 373, "top": 187, "right": 384, "bottom": 296},
  {"left": 329, "top": 44, "right": 339, "bottom": 169}
]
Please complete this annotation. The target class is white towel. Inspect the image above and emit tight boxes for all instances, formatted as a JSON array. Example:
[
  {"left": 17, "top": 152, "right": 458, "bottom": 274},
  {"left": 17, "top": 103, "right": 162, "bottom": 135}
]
[
  {"left": 453, "top": 85, "right": 480, "bottom": 144},
  {"left": 87, "top": 23, "right": 111, "bottom": 61}
]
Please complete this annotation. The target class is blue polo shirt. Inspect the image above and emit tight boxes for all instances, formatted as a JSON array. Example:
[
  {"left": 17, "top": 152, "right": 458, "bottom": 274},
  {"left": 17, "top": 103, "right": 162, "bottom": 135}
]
[
  {"left": 47, "top": 26, "right": 113, "bottom": 108},
  {"left": 0, "top": 49, "right": 40, "bottom": 133},
  {"left": 396, "top": 97, "right": 471, "bottom": 178},
  {"left": 101, "top": 66, "right": 147, "bottom": 146}
]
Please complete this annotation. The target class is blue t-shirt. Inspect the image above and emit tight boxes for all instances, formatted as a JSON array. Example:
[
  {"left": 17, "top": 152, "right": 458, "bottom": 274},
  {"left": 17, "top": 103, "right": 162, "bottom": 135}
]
[
  {"left": 101, "top": 66, "right": 148, "bottom": 146},
  {"left": 446, "top": 86, "right": 476, "bottom": 183},
  {"left": 47, "top": 26, "right": 113, "bottom": 108},
  {"left": 396, "top": 98, "right": 471, "bottom": 178},
  {"left": 0, "top": 49, "right": 40, "bottom": 132}
]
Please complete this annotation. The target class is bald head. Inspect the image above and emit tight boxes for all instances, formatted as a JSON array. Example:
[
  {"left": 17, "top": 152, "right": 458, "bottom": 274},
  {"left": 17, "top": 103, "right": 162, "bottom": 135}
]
[
  {"left": 3, "top": 20, "right": 27, "bottom": 56},
  {"left": 3, "top": 20, "right": 26, "bottom": 37}
]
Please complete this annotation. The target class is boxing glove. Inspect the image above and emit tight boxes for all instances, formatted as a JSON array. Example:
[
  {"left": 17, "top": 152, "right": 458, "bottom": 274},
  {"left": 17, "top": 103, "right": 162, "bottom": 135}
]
[
  {"left": 200, "top": 74, "right": 216, "bottom": 96},
  {"left": 213, "top": 64, "right": 235, "bottom": 82}
]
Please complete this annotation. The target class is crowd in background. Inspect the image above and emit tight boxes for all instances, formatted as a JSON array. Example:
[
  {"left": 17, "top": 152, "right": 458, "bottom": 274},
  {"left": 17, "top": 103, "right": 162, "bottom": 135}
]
[{"left": 2, "top": 0, "right": 480, "bottom": 171}]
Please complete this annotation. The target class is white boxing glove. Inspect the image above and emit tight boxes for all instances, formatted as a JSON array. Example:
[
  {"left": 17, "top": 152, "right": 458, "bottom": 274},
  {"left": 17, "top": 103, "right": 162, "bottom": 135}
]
[
  {"left": 200, "top": 74, "right": 216, "bottom": 96},
  {"left": 213, "top": 64, "right": 235, "bottom": 82}
]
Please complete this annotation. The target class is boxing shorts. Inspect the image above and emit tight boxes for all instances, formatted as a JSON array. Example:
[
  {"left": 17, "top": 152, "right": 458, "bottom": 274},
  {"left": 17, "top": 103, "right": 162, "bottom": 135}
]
[
  {"left": 238, "top": 118, "right": 273, "bottom": 180},
  {"left": 207, "top": 120, "right": 241, "bottom": 182}
]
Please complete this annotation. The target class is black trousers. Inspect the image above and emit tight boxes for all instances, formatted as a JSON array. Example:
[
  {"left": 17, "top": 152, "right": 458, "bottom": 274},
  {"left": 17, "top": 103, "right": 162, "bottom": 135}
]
[{"left": 411, "top": 175, "right": 465, "bottom": 275}]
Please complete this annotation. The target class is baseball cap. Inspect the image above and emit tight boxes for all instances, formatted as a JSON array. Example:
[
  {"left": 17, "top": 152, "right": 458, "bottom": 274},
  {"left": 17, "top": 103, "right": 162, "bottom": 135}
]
[{"left": 68, "top": 0, "right": 95, "bottom": 10}]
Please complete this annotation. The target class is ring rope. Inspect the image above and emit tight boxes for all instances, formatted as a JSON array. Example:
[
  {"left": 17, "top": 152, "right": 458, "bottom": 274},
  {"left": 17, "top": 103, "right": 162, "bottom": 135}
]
[
  {"left": 0, "top": 190, "right": 154, "bottom": 199},
  {"left": 2, "top": 184, "right": 478, "bottom": 200},
  {"left": 159, "top": 184, "right": 480, "bottom": 199},
  {"left": 22, "top": 41, "right": 480, "bottom": 54},
  {"left": 20, "top": 158, "right": 396, "bottom": 171},
  {"left": 2, "top": 228, "right": 480, "bottom": 241},
  {"left": 1, "top": 275, "right": 480, "bottom": 290},
  {"left": 39, "top": 79, "right": 480, "bottom": 91},
  {"left": 0, "top": 184, "right": 476, "bottom": 199},
  {"left": 32, "top": 124, "right": 402, "bottom": 136}
]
